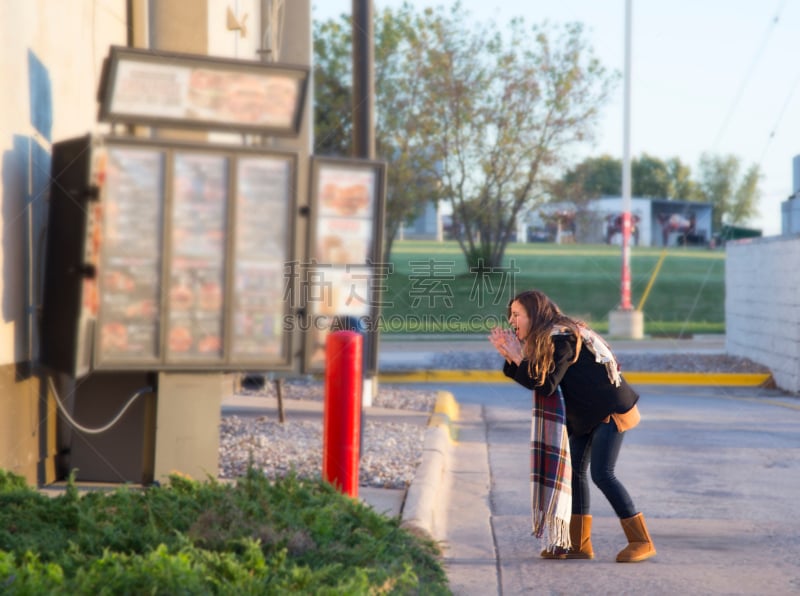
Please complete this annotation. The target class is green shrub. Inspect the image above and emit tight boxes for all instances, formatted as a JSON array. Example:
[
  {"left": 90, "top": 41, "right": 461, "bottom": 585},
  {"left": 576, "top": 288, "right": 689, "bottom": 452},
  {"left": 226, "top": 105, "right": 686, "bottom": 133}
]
[{"left": 0, "top": 470, "right": 449, "bottom": 595}]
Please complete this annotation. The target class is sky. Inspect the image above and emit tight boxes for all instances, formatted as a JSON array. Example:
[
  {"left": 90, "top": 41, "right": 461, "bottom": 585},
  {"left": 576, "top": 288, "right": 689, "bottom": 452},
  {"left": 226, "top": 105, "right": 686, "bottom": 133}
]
[{"left": 313, "top": 0, "right": 800, "bottom": 236}]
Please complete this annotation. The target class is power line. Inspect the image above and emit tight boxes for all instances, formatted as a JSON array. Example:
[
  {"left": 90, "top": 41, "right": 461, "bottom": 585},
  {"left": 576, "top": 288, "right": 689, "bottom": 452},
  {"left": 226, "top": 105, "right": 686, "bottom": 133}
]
[
  {"left": 758, "top": 67, "right": 800, "bottom": 166},
  {"left": 711, "top": 0, "right": 788, "bottom": 152}
]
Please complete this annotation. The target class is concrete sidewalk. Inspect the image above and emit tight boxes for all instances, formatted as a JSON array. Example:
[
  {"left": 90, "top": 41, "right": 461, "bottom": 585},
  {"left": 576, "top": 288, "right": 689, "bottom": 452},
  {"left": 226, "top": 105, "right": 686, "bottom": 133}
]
[{"left": 438, "top": 381, "right": 800, "bottom": 595}]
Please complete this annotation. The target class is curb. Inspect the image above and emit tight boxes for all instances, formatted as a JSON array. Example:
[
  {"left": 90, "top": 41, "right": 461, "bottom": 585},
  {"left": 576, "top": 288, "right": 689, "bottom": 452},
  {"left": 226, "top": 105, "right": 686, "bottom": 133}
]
[
  {"left": 400, "top": 390, "right": 458, "bottom": 540},
  {"left": 379, "top": 370, "right": 774, "bottom": 387}
]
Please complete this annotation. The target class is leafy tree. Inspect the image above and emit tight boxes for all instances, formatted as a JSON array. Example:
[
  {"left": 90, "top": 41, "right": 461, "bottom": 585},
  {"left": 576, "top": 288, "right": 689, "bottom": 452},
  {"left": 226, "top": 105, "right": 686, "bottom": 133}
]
[
  {"left": 313, "top": 4, "right": 442, "bottom": 260},
  {"left": 312, "top": 18, "right": 352, "bottom": 157},
  {"left": 556, "top": 153, "right": 702, "bottom": 202},
  {"left": 556, "top": 155, "right": 621, "bottom": 201},
  {"left": 695, "top": 153, "right": 760, "bottom": 230},
  {"left": 632, "top": 153, "right": 672, "bottom": 198},
  {"left": 665, "top": 157, "right": 701, "bottom": 201},
  {"left": 414, "top": 7, "right": 616, "bottom": 268},
  {"left": 314, "top": 3, "right": 615, "bottom": 268}
]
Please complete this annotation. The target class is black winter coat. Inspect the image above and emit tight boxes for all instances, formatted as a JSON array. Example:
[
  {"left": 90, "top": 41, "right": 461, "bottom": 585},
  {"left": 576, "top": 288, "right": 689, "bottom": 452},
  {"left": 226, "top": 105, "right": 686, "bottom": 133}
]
[{"left": 503, "top": 333, "right": 639, "bottom": 436}]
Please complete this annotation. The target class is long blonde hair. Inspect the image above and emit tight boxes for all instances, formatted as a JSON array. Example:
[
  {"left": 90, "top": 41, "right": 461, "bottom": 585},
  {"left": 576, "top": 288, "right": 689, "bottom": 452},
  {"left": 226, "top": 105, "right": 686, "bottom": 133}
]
[{"left": 509, "top": 290, "right": 583, "bottom": 386}]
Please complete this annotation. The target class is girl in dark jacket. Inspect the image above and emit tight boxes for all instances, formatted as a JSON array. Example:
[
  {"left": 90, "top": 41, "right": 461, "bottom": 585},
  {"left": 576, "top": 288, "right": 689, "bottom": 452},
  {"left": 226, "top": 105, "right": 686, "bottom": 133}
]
[{"left": 489, "top": 289, "right": 656, "bottom": 562}]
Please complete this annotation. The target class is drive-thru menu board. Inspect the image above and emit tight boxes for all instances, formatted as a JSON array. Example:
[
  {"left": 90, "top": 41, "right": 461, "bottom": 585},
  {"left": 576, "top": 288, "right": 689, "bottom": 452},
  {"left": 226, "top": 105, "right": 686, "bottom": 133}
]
[
  {"left": 40, "top": 46, "right": 310, "bottom": 378},
  {"left": 45, "top": 136, "right": 298, "bottom": 375}
]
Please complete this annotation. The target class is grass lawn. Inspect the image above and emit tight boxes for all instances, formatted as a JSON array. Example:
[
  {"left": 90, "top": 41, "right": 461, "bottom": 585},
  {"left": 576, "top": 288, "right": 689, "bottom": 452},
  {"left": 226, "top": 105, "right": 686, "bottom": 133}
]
[{"left": 380, "top": 241, "right": 725, "bottom": 335}]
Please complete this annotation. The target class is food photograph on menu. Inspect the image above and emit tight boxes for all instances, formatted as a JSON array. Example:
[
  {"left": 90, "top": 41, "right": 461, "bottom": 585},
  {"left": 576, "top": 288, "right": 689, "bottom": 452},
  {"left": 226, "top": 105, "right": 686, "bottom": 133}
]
[{"left": 313, "top": 162, "right": 377, "bottom": 265}]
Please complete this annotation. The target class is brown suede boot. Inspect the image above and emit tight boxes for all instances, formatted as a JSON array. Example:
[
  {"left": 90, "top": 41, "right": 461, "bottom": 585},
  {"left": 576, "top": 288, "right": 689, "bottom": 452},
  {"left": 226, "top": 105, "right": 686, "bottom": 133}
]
[
  {"left": 565, "top": 514, "right": 594, "bottom": 559},
  {"left": 616, "top": 513, "right": 656, "bottom": 562},
  {"left": 540, "top": 514, "right": 594, "bottom": 560}
]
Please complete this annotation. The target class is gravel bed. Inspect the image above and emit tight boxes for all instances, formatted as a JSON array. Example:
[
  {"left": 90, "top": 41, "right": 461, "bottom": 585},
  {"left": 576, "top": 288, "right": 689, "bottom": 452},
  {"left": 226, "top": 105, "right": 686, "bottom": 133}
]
[
  {"left": 220, "top": 382, "right": 437, "bottom": 489},
  {"left": 219, "top": 351, "right": 770, "bottom": 490},
  {"left": 219, "top": 416, "right": 426, "bottom": 489}
]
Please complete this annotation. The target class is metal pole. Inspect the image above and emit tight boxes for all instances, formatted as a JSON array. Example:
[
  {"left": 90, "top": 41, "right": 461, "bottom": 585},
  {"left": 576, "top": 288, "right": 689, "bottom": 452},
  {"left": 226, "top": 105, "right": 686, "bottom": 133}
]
[
  {"left": 620, "top": 0, "right": 633, "bottom": 310},
  {"left": 352, "top": 0, "right": 375, "bottom": 159},
  {"left": 351, "top": 0, "right": 380, "bottom": 385}
]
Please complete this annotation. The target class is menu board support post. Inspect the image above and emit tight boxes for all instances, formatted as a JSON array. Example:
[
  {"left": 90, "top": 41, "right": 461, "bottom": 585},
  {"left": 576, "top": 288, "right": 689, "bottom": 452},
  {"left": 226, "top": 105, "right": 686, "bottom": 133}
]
[{"left": 151, "top": 372, "right": 225, "bottom": 484}]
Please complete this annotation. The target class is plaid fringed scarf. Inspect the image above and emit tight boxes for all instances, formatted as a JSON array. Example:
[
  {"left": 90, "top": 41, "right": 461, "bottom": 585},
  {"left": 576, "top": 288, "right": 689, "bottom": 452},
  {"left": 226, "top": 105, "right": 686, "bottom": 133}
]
[{"left": 530, "top": 387, "right": 572, "bottom": 552}]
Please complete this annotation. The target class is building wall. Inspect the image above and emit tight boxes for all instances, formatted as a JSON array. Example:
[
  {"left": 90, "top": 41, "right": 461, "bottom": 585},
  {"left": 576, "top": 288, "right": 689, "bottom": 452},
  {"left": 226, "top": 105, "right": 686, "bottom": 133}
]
[
  {"left": 726, "top": 236, "right": 800, "bottom": 393},
  {"left": 781, "top": 199, "right": 800, "bottom": 235},
  {"left": 403, "top": 201, "right": 441, "bottom": 240},
  {"left": 0, "top": 0, "right": 128, "bottom": 484}
]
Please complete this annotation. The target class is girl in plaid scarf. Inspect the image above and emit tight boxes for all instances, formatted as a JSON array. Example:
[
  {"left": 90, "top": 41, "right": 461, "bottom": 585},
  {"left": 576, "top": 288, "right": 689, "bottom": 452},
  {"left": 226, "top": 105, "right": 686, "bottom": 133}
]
[{"left": 489, "top": 289, "right": 656, "bottom": 562}]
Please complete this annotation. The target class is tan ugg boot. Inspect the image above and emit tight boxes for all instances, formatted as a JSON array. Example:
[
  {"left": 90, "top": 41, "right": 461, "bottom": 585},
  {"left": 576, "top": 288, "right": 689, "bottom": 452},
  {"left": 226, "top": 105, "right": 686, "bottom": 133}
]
[
  {"left": 565, "top": 514, "right": 594, "bottom": 559},
  {"left": 616, "top": 513, "right": 656, "bottom": 562},
  {"left": 540, "top": 514, "right": 594, "bottom": 560}
]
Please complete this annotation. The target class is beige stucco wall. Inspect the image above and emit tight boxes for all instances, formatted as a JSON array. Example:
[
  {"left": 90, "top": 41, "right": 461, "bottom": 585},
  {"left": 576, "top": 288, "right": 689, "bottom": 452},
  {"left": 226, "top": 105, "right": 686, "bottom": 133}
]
[{"left": 0, "top": 0, "right": 127, "bottom": 483}]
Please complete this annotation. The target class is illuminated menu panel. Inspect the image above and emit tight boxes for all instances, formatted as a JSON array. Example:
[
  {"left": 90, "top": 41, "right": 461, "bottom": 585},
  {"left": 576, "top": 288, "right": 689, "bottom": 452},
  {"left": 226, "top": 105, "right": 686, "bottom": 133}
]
[
  {"left": 166, "top": 153, "right": 228, "bottom": 362},
  {"left": 231, "top": 156, "right": 293, "bottom": 359},
  {"left": 307, "top": 160, "right": 384, "bottom": 370},
  {"left": 96, "top": 146, "right": 165, "bottom": 365}
]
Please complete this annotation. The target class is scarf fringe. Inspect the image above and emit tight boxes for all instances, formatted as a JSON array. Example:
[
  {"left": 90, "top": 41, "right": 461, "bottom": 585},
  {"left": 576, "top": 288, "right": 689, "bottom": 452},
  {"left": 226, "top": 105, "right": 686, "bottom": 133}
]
[{"left": 533, "top": 511, "right": 572, "bottom": 552}]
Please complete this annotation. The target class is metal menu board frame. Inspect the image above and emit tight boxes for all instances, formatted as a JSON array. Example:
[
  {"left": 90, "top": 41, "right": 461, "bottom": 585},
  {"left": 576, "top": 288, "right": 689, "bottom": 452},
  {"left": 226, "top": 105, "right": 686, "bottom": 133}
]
[
  {"left": 97, "top": 45, "right": 309, "bottom": 137},
  {"left": 304, "top": 156, "right": 387, "bottom": 374},
  {"left": 93, "top": 136, "right": 297, "bottom": 372}
]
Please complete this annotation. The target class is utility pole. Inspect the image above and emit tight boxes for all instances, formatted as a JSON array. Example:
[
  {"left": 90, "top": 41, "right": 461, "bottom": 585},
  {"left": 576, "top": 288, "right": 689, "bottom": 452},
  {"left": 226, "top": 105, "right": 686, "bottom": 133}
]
[
  {"left": 352, "top": 0, "right": 375, "bottom": 160},
  {"left": 609, "top": 0, "right": 644, "bottom": 339}
]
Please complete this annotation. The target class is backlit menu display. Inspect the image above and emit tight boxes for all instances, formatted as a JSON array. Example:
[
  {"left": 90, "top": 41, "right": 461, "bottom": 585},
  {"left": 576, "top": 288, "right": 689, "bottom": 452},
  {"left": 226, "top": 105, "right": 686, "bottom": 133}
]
[
  {"left": 86, "top": 138, "right": 296, "bottom": 372},
  {"left": 231, "top": 156, "right": 293, "bottom": 359},
  {"left": 96, "top": 146, "right": 165, "bottom": 365},
  {"left": 166, "top": 153, "right": 228, "bottom": 362}
]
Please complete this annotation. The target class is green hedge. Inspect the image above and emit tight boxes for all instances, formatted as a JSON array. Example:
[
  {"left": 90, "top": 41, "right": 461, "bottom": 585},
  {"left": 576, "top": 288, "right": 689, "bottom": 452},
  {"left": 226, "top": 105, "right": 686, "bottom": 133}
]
[{"left": 0, "top": 470, "right": 449, "bottom": 595}]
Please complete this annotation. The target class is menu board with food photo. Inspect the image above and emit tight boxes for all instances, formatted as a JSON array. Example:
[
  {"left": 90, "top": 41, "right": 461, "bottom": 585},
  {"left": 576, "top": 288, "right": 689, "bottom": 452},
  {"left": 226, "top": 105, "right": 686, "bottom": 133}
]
[
  {"left": 96, "top": 146, "right": 165, "bottom": 364},
  {"left": 313, "top": 162, "right": 380, "bottom": 266},
  {"left": 230, "top": 156, "right": 294, "bottom": 359},
  {"left": 166, "top": 153, "right": 228, "bottom": 361},
  {"left": 317, "top": 165, "right": 375, "bottom": 220},
  {"left": 304, "top": 157, "right": 385, "bottom": 374},
  {"left": 100, "top": 46, "right": 308, "bottom": 136}
]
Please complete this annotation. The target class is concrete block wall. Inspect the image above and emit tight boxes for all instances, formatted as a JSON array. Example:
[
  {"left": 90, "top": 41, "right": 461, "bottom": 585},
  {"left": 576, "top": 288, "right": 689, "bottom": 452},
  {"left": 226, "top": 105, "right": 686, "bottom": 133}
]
[{"left": 726, "top": 235, "right": 800, "bottom": 393}]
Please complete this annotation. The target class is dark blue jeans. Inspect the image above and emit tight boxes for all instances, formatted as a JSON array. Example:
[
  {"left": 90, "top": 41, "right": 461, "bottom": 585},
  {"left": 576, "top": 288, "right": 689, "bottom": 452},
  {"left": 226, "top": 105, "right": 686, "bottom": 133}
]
[{"left": 570, "top": 419, "right": 637, "bottom": 519}]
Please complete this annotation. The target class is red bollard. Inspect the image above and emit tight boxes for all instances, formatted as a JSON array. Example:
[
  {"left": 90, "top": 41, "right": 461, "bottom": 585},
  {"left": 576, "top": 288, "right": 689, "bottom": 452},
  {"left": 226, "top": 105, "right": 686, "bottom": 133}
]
[{"left": 323, "top": 330, "right": 363, "bottom": 497}]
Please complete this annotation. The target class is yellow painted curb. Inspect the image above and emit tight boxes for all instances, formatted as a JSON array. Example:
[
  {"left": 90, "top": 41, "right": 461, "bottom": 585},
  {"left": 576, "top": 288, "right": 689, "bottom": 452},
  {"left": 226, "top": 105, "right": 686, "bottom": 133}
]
[
  {"left": 378, "top": 370, "right": 773, "bottom": 387},
  {"left": 428, "top": 390, "right": 459, "bottom": 439},
  {"left": 623, "top": 372, "right": 773, "bottom": 386},
  {"left": 433, "top": 390, "right": 459, "bottom": 422}
]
